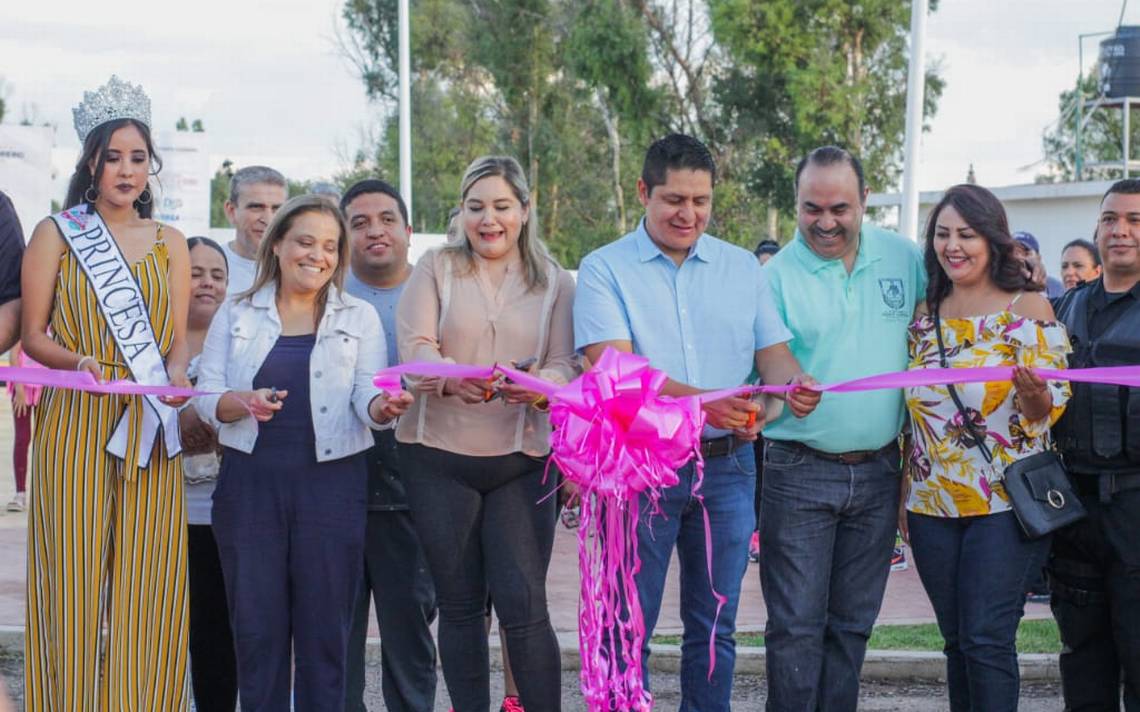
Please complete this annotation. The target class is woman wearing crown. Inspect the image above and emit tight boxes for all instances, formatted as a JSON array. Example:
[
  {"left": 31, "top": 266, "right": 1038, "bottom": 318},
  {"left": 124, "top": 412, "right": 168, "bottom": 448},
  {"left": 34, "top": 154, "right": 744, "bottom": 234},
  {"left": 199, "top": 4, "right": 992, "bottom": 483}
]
[{"left": 20, "top": 76, "right": 193, "bottom": 710}]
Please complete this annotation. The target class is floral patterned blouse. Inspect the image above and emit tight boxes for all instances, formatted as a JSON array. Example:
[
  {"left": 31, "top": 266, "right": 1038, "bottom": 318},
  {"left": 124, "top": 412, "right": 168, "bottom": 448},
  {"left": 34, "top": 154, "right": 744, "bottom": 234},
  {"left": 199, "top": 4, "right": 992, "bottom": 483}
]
[{"left": 904, "top": 309, "right": 1072, "bottom": 518}]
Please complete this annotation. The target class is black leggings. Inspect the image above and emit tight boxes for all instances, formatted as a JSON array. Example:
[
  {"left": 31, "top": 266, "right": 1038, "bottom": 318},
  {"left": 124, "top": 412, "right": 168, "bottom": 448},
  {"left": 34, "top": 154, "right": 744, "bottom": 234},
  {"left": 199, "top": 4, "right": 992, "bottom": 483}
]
[{"left": 400, "top": 443, "right": 560, "bottom": 712}]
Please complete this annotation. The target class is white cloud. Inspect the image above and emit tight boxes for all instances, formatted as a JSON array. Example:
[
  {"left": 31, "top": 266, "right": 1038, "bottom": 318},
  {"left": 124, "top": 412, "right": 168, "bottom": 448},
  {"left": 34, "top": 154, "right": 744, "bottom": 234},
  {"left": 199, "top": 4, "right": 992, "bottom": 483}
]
[
  {"left": 918, "top": 0, "right": 1129, "bottom": 190},
  {"left": 2, "top": 0, "right": 375, "bottom": 201}
]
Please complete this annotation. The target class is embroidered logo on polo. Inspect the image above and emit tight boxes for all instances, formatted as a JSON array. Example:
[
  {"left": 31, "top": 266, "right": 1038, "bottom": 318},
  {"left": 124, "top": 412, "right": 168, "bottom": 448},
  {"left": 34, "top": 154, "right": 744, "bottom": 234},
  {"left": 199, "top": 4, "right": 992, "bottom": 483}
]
[{"left": 878, "top": 277, "right": 909, "bottom": 320}]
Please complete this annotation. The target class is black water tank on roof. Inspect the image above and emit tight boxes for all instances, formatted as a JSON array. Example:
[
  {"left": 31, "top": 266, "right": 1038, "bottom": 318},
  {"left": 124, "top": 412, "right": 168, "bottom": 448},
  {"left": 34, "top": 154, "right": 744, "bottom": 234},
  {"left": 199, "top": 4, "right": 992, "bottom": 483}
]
[{"left": 1100, "top": 27, "right": 1140, "bottom": 98}]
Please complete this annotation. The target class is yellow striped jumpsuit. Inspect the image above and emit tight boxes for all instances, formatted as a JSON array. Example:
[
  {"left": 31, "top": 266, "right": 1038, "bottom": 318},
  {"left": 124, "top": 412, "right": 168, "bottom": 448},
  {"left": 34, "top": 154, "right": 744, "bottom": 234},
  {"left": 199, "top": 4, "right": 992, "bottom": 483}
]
[{"left": 25, "top": 228, "right": 189, "bottom": 711}]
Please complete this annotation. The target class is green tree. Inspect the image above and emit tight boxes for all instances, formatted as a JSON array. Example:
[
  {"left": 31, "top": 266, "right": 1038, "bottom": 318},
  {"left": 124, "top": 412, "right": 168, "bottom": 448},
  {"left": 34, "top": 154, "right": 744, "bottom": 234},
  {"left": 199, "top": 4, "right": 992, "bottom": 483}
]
[
  {"left": 341, "top": 0, "right": 944, "bottom": 261},
  {"left": 709, "top": 0, "right": 944, "bottom": 213},
  {"left": 210, "top": 160, "right": 234, "bottom": 229},
  {"left": 341, "top": 0, "right": 669, "bottom": 262}
]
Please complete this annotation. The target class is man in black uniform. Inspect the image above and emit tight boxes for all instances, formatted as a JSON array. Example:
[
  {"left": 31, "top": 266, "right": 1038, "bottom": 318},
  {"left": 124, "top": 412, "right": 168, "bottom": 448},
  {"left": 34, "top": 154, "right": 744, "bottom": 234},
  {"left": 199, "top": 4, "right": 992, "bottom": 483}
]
[{"left": 1051, "top": 177, "right": 1140, "bottom": 711}]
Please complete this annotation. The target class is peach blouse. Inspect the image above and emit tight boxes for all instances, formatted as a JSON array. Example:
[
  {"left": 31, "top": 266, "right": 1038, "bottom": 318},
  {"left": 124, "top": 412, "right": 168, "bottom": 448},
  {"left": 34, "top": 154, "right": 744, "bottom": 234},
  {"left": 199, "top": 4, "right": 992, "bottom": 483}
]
[{"left": 395, "top": 246, "right": 579, "bottom": 457}]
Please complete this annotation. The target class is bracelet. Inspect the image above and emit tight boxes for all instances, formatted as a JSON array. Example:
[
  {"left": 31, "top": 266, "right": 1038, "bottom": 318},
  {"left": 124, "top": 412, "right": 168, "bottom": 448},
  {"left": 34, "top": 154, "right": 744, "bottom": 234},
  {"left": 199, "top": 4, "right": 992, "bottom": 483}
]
[
  {"left": 76, "top": 355, "right": 95, "bottom": 372},
  {"left": 531, "top": 395, "right": 550, "bottom": 412}
]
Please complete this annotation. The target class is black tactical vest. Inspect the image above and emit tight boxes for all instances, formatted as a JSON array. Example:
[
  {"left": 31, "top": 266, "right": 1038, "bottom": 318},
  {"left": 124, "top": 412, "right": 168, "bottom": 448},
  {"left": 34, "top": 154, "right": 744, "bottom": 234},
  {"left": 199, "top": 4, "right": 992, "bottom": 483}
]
[{"left": 1053, "top": 281, "right": 1140, "bottom": 474}]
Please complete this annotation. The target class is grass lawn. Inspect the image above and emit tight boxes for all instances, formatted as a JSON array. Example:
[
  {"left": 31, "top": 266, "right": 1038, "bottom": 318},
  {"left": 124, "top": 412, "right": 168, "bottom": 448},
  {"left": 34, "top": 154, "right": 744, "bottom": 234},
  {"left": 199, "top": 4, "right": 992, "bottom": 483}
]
[{"left": 652, "top": 618, "right": 1061, "bottom": 654}]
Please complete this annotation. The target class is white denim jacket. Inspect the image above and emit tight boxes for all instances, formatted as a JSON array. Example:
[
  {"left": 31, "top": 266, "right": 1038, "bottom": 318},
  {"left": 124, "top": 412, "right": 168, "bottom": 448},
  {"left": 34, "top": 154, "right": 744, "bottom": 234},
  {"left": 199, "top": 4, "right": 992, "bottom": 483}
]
[{"left": 194, "top": 283, "right": 390, "bottom": 461}]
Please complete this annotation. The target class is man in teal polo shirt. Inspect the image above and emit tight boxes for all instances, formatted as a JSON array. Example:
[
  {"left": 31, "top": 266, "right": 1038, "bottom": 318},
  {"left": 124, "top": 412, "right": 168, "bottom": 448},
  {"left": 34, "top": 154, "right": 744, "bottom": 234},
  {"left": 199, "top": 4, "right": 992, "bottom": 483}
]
[{"left": 760, "top": 146, "right": 926, "bottom": 711}]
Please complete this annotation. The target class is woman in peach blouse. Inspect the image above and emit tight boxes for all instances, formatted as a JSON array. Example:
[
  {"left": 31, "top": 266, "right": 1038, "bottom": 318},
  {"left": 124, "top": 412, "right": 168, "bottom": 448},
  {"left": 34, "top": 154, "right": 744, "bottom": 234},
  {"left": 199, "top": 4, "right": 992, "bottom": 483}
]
[{"left": 396, "top": 156, "right": 577, "bottom": 712}]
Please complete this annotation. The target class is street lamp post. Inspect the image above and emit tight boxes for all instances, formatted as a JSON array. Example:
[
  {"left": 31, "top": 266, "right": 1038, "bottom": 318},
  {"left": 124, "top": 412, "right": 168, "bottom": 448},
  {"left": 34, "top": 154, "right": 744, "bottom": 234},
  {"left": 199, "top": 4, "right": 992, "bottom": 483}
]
[{"left": 398, "top": 0, "right": 412, "bottom": 226}]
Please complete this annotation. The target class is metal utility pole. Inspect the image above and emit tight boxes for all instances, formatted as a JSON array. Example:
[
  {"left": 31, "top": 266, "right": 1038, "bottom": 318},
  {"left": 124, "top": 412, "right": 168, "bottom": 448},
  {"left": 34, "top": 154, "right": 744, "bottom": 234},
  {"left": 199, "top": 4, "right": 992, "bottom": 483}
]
[
  {"left": 899, "top": 0, "right": 928, "bottom": 241},
  {"left": 398, "top": 0, "right": 412, "bottom": 226}
]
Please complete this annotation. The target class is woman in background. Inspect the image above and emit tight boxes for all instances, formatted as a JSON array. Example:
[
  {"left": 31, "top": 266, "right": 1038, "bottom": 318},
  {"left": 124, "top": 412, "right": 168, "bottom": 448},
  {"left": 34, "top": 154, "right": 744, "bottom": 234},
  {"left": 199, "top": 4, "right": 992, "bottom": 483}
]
[
  {"left": 180, "top": 236, "right": 237, "bottom": 711},
  {"left": 7, "top": 341, "right": 44, "bottom": 512},
  {"left": 1059, "top": 237, "right": 1102, "bottom": 292}
]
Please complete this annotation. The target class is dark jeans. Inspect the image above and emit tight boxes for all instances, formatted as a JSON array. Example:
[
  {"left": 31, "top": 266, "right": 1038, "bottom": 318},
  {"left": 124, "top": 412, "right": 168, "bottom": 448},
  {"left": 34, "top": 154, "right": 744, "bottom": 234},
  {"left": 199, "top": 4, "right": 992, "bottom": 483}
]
[
  {"left": 759, "top": 440, "right": 901, "bottom": 712},
  {"left": 400, "top": 443, "right": 559, "bottom": 712},
  {"left": 908, "top": 511, "right": 1049, "bottom": 712},
  {"left": 187, "top": 524, "right": 238, "bottom": 712},
  {"left": 345, "top": 509, "right": 438, "bottom": 712},
  {"left": 1049, "top": 486, "right": 1140, "bottom": 711},
  {"left": 752, "top": 438, "right": 765, "bottom": 526},
  {"left": 634, "top": 442, "right": 756, "bottom": 711}
]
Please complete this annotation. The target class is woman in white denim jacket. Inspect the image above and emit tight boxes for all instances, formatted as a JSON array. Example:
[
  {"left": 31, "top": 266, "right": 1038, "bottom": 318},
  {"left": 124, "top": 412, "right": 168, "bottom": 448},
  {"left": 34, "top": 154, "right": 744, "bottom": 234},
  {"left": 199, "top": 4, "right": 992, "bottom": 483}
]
[{"left": 194, "top": 195, "right": 412, "bottom": 711}]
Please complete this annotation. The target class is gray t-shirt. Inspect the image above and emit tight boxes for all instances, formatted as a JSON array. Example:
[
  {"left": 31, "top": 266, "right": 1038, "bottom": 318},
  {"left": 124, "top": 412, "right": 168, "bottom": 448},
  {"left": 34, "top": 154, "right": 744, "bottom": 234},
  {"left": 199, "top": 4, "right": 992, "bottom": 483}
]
[{"left": 344, "top": 269, "right": 408, "bottom": 368}]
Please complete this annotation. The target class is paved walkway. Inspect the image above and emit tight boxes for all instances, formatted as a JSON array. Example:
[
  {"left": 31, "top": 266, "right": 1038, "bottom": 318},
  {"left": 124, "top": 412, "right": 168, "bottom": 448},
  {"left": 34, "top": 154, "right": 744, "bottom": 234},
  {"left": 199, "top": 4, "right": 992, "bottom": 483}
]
[{"left": 0, "top": 393, "right": 1053, "bottom": 637}]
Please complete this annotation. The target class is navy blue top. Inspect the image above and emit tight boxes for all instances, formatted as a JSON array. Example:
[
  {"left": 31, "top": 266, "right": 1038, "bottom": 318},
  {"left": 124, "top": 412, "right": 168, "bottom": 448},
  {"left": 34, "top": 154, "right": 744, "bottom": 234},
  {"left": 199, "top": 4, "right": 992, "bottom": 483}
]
[{"left": 253, "top": 334, "right": 316, "bottom": 444}]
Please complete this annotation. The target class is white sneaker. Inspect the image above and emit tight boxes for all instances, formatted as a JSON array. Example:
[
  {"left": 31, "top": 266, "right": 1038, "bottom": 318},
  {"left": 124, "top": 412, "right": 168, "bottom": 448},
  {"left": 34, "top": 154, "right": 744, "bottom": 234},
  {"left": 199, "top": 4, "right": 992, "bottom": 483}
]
[{"left": 6, "top": 493, "right": 25, "bottom": 512}]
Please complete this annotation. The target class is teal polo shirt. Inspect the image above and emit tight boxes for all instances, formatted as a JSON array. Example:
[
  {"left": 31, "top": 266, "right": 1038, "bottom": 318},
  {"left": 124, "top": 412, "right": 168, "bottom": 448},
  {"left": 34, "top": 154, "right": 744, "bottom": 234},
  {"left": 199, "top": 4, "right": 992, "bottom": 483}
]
[{"left": 762, "top": 224, "right": 926, "bottom": 453}]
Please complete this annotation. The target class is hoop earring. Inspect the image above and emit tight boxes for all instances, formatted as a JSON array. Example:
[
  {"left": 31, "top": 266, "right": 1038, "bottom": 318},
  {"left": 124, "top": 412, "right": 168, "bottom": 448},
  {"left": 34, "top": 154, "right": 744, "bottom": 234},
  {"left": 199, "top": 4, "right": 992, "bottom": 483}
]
[
  {"left": 136, "top": 188, "right": 153, "bottom": 206},
  {"left": 84, "top": 186, "right": 99, "bottom": 203}
]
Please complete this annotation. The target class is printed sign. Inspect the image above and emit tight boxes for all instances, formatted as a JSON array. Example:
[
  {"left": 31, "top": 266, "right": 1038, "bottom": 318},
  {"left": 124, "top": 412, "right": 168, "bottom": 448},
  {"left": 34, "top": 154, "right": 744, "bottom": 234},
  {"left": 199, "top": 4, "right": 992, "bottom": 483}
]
[{"left": 153, "top": 130, "right": 210, "bottom": 237}]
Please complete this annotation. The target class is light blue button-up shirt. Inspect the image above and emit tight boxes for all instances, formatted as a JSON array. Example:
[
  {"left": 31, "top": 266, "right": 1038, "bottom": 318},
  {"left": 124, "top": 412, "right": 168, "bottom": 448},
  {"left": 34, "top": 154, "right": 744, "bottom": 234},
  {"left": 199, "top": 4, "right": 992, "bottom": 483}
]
[
  {"left": 762, "top": 224, "right": 927, "bottom": 452},
  {"left": 574, "top": 220, "right": 791, "bottom": 392}
]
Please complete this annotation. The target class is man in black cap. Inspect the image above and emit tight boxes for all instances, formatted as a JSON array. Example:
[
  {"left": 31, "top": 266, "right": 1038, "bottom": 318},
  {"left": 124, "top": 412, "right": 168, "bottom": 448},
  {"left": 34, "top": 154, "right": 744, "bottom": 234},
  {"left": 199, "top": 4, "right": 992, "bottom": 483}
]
[
  {"left": 1014, "top": 231, "right": 1064, "bottom": 299},
  {"left": 1050, "top": 178, "right": 1140, "bottom": 710},
  {"left": 753, "top": 239, "right": 780, "bottom": 266}
]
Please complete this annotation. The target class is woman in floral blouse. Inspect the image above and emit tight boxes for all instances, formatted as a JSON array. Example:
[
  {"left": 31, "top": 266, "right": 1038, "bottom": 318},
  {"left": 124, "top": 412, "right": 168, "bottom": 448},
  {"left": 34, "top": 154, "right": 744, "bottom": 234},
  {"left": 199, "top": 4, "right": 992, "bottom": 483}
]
[{"left": 902, "top": 184, "right": 1071, "bottom": 711}]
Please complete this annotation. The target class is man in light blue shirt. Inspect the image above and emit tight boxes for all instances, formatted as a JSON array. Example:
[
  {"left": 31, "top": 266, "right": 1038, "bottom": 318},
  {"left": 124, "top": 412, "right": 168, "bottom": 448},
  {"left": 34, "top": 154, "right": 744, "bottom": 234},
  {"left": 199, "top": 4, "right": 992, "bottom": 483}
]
[
  {"left": 574, "top": 134, "right": 820, "bottom": 710},
  {"left": 760, "top": 146, "right": 926, "bottom": 711},
  {"left": 340, "top": 180, "right": 438, "bottom": 712}
]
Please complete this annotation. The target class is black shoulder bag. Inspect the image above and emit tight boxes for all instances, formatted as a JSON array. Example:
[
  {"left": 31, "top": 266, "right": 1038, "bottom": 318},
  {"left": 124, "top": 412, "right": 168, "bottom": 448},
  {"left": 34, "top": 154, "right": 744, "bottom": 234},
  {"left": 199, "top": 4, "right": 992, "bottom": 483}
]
[{"left": 933, "top": 308, "right": 1085, "bottom": 539}]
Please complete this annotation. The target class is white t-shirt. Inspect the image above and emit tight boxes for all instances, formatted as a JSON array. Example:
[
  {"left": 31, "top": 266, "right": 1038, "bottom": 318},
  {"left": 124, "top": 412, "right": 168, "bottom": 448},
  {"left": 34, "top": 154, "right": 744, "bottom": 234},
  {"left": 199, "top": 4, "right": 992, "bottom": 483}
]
[{"left": 223, "top": 240, "right": 258, "bottom": 296}]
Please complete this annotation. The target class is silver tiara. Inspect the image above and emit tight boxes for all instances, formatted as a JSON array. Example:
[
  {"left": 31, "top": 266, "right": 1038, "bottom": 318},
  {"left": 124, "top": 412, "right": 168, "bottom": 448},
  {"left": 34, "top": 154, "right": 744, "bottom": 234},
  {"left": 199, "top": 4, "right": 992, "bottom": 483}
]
[{"left": 72, "top": 75, "right": 152, "bottom": 143}]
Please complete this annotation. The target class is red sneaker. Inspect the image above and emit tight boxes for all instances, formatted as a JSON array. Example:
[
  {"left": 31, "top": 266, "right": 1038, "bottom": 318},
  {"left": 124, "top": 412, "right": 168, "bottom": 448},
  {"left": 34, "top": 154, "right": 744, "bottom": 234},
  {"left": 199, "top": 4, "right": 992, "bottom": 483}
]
[
  {"left": 500, "top": 696, "right": 526, "bottom": 712},
  {"left": 748, "top": 530, "right": 761, "bottom": 563}
]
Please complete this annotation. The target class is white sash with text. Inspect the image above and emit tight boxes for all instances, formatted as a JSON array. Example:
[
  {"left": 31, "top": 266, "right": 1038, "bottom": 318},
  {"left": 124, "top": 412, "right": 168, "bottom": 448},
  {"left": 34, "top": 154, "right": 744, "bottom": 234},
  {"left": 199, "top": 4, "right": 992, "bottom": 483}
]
[{"left": 52, "top": 204, "right": 181, "bottom": 468}]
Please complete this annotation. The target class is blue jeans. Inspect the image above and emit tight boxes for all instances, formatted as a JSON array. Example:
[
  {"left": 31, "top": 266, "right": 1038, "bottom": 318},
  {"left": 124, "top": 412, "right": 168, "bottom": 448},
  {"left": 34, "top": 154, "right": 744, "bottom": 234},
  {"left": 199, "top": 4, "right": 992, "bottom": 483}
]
[
  {"left": 635, "top": 442, "right": 756, "bottom": 711},
  {"left": 759, "top": 440, "right": 901, "bottom": 712},
  {"left": 908, "top": 510, "right": 1050, "bottom": 712}
]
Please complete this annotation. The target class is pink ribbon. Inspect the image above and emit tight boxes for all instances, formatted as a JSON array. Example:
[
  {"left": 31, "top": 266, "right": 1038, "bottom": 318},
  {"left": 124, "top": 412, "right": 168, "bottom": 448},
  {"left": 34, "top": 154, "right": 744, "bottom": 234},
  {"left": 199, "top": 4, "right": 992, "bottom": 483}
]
[
  {"left": 695, "top": 365, "right": 1140, "bottom": 404},
  {"left": 0, "top": 366, "right": 203, "bottom": 397},
  {"left": 373, "top": 353, "right": 1140, "bottom": 710},
  {"left": 549, "top": 349, "right": 709, "bottom": 710}
]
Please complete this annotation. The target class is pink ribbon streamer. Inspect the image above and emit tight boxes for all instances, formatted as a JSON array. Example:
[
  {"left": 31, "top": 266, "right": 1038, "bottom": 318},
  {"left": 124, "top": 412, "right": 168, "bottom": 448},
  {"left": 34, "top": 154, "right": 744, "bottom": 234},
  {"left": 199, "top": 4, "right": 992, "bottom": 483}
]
[
  {"left": 0, "top": 365, "right": 203, "bottom": 397},
  {"left": 548, "top": 349, "right": 710, "bottom": 710}
]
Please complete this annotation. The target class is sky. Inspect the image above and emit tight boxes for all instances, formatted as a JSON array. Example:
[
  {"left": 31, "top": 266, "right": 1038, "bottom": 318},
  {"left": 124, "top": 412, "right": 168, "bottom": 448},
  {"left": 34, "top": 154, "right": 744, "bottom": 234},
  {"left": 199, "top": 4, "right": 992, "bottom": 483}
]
[{"left": 0, "top": 0, "right": 1133, "bottom": 222}]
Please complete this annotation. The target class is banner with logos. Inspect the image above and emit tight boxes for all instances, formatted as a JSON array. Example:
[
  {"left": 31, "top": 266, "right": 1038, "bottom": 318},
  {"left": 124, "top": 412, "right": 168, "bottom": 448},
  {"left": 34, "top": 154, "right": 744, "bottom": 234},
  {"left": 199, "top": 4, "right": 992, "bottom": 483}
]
[{"left": 153, "top": 130, "right": 210, "bottom": 237}]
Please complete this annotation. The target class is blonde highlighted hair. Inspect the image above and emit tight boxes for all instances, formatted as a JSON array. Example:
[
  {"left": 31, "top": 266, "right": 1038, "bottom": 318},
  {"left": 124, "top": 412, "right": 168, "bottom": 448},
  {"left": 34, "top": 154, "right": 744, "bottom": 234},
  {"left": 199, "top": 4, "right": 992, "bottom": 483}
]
[{"left": 442, "top": 155, "right": 555, "bottom": 290}]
